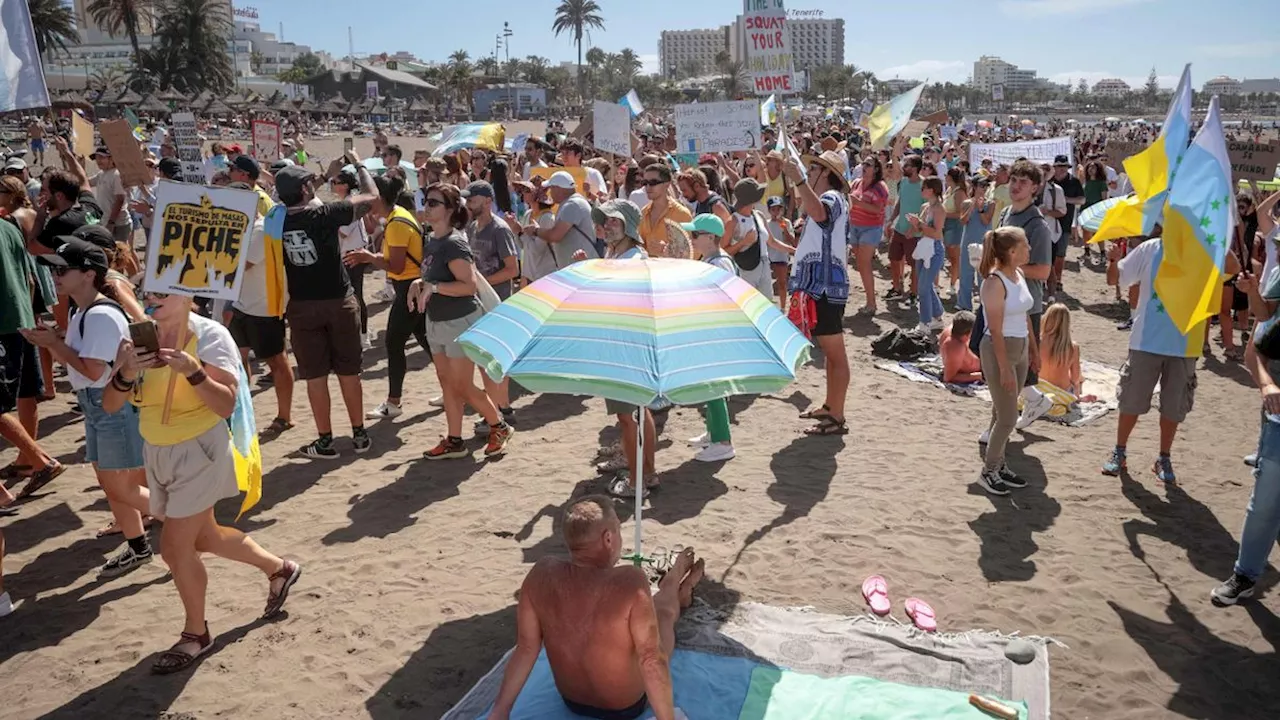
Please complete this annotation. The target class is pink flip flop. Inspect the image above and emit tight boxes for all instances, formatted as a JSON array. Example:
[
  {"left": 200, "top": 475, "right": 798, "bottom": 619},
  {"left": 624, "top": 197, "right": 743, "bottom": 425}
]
[
  {"left": 861, "top": 575, "right": 891, "bottom": 616},
  {"left": 904, "top": 597, "right": 937, "bottom": 632}
]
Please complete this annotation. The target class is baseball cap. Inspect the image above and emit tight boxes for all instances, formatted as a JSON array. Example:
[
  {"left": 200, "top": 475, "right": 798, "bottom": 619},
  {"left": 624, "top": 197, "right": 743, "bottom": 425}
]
[
  {"left": 89, "top": 146, "right": 111, "bottom": 159},
  {"left": 269, "top": 158, "right": 295, "bottom": 173},
  {"left": 231, "top": 154, "right": 261, "bottom": 178},
  {"left": 590, "top": 199, "right": 641, "bottom": 240},
  {"left": 462, "top": 181, "right": 495, "bottom": 199},
  {"left": 36, "top": 238, "right": 109, "bottom": 273},
  {"left": 3, "top": 157, "right": 26, "bottom": 172},
  {"left": 545, "top": 171, "right": 576, "bottom": 190},
  {"left": 274, "top": 165, "right": 315, "bottom": 200},
  {"left": 680, "top": 213, "right": 725, "bottom": 238},
  {"left": 71, "top": 224, "right": 116, "bottom": 249},
  {"left": 225, "top": 143, "right": 244, "bottom": 154},
  {"left": 1053, "top": 154, "right": 1071, "bottom": 166},
  {"left": 158, "top": 157, "right": 182, "bottom": 179},
  {"left": 766, "top": 196, "right": 785, "bottom": 208}
]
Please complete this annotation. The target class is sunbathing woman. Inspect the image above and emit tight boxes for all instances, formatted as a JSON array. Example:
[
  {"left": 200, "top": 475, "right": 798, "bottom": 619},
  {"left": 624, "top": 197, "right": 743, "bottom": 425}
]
[{"left": 1038, "top": 303, "right": 1094, "bottom": 402}]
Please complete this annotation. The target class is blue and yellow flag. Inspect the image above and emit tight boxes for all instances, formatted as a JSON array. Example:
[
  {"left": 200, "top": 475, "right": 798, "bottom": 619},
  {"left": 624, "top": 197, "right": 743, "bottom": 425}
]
[
  {"left": 1093, "top": 64, "right": 1192, "bottom": 244},
  {"left": 431, "top": 123, "right": 505, "bottom": 157},
  {"left": 263, "top": 204, "right": 287, "bottom": 318},
  {"left": 229, "top": 363, "right": 262, "bottom": 519},
  {"left": 867, "top": 83, "right": 924, "bottom": 150},
  {"left": 1155, "top": 95, "right": 1234, "bottom": 335},
  {"left": 760, "top": 94, "right": 777, "bottom": 126}
]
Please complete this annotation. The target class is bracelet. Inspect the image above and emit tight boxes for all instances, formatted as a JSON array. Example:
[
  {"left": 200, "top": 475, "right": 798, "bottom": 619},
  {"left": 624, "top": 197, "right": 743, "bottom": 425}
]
[
  {"left": 111, "top": 374, "right": 136, "bottom": 392},
  {"left": 185, "top": 368, "right": 208, "bottom": 386}
]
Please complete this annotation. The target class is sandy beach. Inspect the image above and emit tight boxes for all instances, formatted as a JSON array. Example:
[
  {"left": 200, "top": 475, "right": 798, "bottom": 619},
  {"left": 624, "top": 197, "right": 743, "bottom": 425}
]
[{"left": 1, "top": 130, "right": 1276, "bottom": 719}]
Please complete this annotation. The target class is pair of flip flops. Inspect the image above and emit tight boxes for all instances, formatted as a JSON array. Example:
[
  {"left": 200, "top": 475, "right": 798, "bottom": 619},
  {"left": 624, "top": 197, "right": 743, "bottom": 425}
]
[{"left": 862, "top": 575, "right": 937, "bottom": 632}]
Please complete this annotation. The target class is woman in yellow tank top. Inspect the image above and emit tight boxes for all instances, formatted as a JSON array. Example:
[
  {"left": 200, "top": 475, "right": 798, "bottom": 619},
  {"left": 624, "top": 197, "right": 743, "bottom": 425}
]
[{"left": 104, "top": 292, "right": 300, "bottom": 674}]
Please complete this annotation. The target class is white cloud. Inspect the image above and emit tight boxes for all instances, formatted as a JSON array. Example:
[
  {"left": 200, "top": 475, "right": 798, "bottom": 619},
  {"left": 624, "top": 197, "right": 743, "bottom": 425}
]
[
  {"left": 638, "top": 54, "right": 659, "bottom": 75},
  {"left": 1196, "top": 42, "right": 1280, "bottom": 59},
  {"left": 999, "top": 0, "right": 1154, "bottom": 16},
  {"left": 876, "top": 60, "right": 968, "bottom": 84},
  {"left": 1047, "top": 70, "right": 1179, "bottom": 89}
]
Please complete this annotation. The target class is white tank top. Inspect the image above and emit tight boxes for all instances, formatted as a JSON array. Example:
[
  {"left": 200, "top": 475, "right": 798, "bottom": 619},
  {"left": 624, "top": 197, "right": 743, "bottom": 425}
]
[{"left": 984, "top": 269, "right": 1032, "bottom": 338}]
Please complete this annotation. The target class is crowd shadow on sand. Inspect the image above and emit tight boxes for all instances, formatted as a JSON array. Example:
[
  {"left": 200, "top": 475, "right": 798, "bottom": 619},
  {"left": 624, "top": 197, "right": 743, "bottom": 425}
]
[
  {"left": 966, "top": 431, "right": 1062, "bottom": 582},
  {"left": 1112, "top": 590, "right": 1280, "bottom": 719},
  {"left": 31, "top": 616, "right": 274, "bottom": 719}
]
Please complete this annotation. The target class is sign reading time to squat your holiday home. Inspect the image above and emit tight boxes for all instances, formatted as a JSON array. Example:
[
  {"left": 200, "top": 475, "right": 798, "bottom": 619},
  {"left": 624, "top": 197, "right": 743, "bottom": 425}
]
[{"left": 742, "top": 0, "right": 796, "bottom": 95}]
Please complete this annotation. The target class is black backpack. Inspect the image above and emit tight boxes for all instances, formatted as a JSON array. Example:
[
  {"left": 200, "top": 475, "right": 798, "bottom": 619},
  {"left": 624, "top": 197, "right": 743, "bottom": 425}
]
[{"left": 735, "top": 211, "right": 764, "bottom": 272}]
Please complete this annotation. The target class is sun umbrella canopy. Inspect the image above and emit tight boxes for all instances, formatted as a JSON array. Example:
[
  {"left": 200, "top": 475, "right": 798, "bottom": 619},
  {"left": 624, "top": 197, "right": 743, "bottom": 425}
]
[
  {"left": 458, "top": 258, "right": 811, "bottom": 407},
  {"left": 157, "top": 87, "right": 186, "bottom": 103},
  {"left": 203, "top": 99, "right": 233, "bottom": 116},
  {"left": 135, "top": 94, "right": 170, "bottom": 114},
  {"left": 110, "top": 88, "right": 143, "bottom": 105}
]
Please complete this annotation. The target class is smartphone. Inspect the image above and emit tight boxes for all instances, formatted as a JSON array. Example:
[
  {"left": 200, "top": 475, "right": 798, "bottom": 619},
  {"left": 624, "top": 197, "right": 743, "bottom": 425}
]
[
  {"left": 343, "top": 137, "right": 354, "bottom": 154},
  {"left": 128, "top": 320, "right": 160, "bottom": 355}
]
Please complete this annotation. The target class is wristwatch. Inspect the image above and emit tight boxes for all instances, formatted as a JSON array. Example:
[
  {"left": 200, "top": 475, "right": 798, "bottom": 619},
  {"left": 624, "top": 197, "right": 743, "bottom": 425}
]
[{"left": 429, "top": 282, "right": 439, "bottom": 294}]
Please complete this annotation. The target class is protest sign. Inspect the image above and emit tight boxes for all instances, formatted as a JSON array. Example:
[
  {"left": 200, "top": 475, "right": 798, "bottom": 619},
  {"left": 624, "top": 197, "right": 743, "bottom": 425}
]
[
  {"left": 1227, "top": 140, "right": 1280, "bottom": 182},
  {"left": 170, "top": 112, "right": 207, "bottom": 183},
  {"left": 900, "top": 120, "right": 930, "bottom": 140},
  {"left": 939, "top": 124, "right": 958, "bottom": 141},
  {"left": 918, "top": 109, "right": 949, "bottom": 126},
  {"left": 143, "top": 182, "right": 258, "bottom": 302},
  {"left": 0, "top": 0, "right": 51, "bottom": 112},
  {"left": 674, "top": 100, "right": 761, "bottom": 154},
  {"left": 251, "top": 120, "right": 280, "bottom": 163},
  {"left": 509, "top": 133, "right": 529, "bottom": 154},
  {"left": 98, "top": 119, "right": 150, "bottom": 188},
  {"left": 741, "top": 0, "right": 795, "bottom": 95},
  {"left": 592, "top": 101, "right": 632, "bottom": 157},
  {"left": 530, "top": 166, "right": 589, "bottom": 196},
  {"left": 1106, "top": 140, "right": 1144, "bottom": 170},
  {"left": 71, "top": 112, "right": 94, "bottom": 159},
  {"left": 992, "top": 84, "right": 1004, "bottom": 101},
  {"left": 968, "top": 137, "right": 1073, "bottom": 168}
]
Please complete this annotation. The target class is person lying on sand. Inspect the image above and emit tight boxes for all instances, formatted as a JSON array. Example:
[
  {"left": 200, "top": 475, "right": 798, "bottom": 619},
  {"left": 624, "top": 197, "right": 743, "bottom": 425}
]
[
  {"left": 941, "top": 310, "right": 983, "bottom": 384},
  {"left": 486, "top": 495, "right": 704, "bottom": 720}
]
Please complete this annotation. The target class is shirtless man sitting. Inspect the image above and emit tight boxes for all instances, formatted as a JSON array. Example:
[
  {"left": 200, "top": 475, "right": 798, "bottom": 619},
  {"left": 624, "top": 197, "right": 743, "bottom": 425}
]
[
  {"left": 487, "top": 495, "right": 705, "bottom": 720},
  {"left": 941, "top": 310, "right": 983, "bottom": 384}
]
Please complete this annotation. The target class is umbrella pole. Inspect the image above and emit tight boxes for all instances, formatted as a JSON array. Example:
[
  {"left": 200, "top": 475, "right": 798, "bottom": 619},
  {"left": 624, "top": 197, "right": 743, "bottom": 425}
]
[{"left": 633, "top": 406, "right": 644, "bottom": 566}]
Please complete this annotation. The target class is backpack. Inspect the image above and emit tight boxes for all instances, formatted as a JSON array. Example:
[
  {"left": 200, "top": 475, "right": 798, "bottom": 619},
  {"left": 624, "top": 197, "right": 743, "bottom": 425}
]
[
  {"left": 734, "top": 211, "right": 765, "bottom": 272},
  {"left": 76, "top": 298, "right": 130, "bottom": 368}
]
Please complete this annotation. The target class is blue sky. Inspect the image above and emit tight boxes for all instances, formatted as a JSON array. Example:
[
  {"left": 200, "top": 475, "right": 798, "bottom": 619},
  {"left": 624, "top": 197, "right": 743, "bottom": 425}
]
[{"left": 261, "top": 0, "right": 1278, "bottom": 88}]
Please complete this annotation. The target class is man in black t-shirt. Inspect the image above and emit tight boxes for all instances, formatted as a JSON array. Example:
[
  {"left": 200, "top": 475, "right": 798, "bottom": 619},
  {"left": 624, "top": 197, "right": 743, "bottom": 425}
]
[
  {"left": 276, "top": 156, "right": 378, "bottom": 459},
  {"left": 36, "top": 136, "right": 103, "bottom": 253},
  {"left": 1050, "top": 155, "right": 1085, "bottom": 297}
]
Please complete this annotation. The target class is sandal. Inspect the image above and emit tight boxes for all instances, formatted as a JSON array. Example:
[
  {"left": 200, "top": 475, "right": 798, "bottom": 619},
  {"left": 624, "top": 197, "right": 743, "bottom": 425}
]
[
  {"left": 260, "top": 417, "right": 295, "bottom": 437},
  {"left": 799, "top": 404, "right": 831, "bottom": 420},
  {"left": 1224, "top": 347, "right": 1243, "bottom": 362},
  {"left": 263, "top": 559, "right": 302, "bottom": 619},
  {"left": 15, "top": 463, "right": 65, "bottom": 500},
  {"left": 0, "top": 463, "right": 31, "bottom": 481},
  {"left": 152, "top": 623, "right": 213, "bottom": 675},
  {"left": 96, "top": 515, "right": 155, "bottom": 539},
  {"left": 861, "top": 575, "right": 892, "bottom": 616},
  {"left": 608, "top": 476, "right": 649, "bottom": 500},
  {"left": 904, "top": 597, "right": 937, "bottom": 632},
  {"left": 803, "top": 416, "right": 849, "bottom": 436}
]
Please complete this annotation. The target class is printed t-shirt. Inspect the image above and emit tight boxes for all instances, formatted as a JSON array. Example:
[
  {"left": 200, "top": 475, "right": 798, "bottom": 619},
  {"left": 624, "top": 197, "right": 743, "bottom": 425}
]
[{"left": 280, "top": 201, "right": 355, "bottom": 301}]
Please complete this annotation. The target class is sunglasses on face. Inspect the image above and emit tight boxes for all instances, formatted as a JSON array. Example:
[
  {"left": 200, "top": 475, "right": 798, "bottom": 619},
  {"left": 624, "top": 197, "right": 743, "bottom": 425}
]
[
  {"left": 643, "top": 179, "right": 666, "bottom": 187},
  {"left": 424, "top": 198, "right": 446, "bottom": 208},
  {"left": 145, "top": 291, "right": 169, "bottom": 299}
]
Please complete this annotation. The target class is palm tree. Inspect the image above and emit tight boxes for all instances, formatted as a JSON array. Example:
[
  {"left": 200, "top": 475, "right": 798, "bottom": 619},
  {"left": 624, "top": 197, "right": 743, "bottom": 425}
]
[
  {"left": 552, "top": 0, "right": 604, "bottom": 99},
  {"left": 617, "top": 48, "right": 642, "bottom": 82},
  {"left": 476, "top": 57, "right": 499, "bottom": 77},
  {"left": 138, "top": 0, "right": 234, "bottom": 94},
  {"left": 27, "top": 0, "right": 79, "bottom": 56},
  {"left": 448, "top": 50, "right": 473, "bottom": 113},
  {"left": 86, "top": 0, "right": 155, "bottom": 66},
  {"left": 87, "top": 65, "right": 128, "bottom": 95}
]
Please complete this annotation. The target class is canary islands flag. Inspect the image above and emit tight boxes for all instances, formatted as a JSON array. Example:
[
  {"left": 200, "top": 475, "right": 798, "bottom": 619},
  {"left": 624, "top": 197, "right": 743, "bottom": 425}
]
[
  {"left": 868, "top": 83, "right": 925, "bottom": 150},
  {"left": 431, "top": 123, "right": 505, "bottom": 157},
  {"left": 1092, "top": 64, "right": 1192, "bottom": 244},
  {"left": 263, "top": 205, "right": 287, "bottom": 318},
  {"left": 229, "top": 362, "right": 262, "bottom": 519},
  {"left": 760, "top": 94, "right": 777, "bottom": 126},
  {"left": 619, "top": 89, "right": 645, "bottom": 117},
  {"left": 1155, "top": 94, "right": 1235, "bottom": 335}
]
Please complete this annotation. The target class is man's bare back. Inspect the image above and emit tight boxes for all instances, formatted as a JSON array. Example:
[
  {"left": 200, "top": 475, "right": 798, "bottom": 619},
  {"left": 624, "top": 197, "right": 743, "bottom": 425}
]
[{"left": 486, "top": 496, "right": 704, "bottom": 720}]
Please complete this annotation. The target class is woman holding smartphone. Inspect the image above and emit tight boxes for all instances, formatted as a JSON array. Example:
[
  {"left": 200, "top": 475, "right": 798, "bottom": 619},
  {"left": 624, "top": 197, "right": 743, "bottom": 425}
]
[
  {"left": 21, "top": 239, "right": 154, "bottom": 577},
  {"left": 103, "top": 290, "right": 300, "bottom": 674}
]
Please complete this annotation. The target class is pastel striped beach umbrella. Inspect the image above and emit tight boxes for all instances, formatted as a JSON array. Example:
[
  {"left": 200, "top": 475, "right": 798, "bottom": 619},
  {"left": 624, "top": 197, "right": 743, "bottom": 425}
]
[
  {"left": 1078, "top": 196, "right": 1128, "bottom": 233},
  {"left": 458, "top": 258, "right": 811, "bottom": 407},
  {"left": 458, "top": 258, "right": 811, "bottom": 559}
]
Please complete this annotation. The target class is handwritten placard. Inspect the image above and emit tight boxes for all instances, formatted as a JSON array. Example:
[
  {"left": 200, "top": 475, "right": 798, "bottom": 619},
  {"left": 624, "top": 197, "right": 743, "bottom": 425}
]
[
  {"left": 170, "top": 112, "right": 206, "bottom": 183},
  {"left": 143, "top": 182, "right": 258, "bottom": 301},
  {"left": 98, "top": 119, "right": 150, "bottom": 188},
  {"left": 1227, "top": 140, "right": 1280, "bottom": 182},
  {"left": 592, "top": 101, "right": 632, "bottom": 158},
  {"left": 251, "top": 120, "right": 280, "bottom": 163},
  {"left": 742, "top": 0, "right": 795, "bottom": 95},
  {"left": 675, "top": 100, "right": 761, "bottom": 154}
]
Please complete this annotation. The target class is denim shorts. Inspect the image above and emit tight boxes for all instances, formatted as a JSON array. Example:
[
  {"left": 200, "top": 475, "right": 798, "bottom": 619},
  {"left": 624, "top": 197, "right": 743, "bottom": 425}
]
[
  {"left": 78, "top": 387, "right": 145, "bottom": 470},
  {"left": 943, "top": 218, "right": 964, "bottom": 247},
  {"left": 849, "top": 224, "right": 884, "bottom": 247}
]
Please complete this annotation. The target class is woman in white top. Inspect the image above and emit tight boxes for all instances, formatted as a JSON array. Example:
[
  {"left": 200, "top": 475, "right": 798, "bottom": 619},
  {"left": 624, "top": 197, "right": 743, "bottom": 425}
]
[
  {"left": 976, "top": 226, "right": 1039, "bottom": 496},
  {"left": 332, "top": 170, "right": 374, "bottom": 349},
  {"left": 20, "top": 239, "right": 154, "bottom": 578}
]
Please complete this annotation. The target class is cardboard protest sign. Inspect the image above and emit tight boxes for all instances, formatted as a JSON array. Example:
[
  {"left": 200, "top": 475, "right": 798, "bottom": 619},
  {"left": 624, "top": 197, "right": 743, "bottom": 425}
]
[
  {"left": 143, "top": 181, "right": 258, "bottom": 302},
  {"left": 0, "top": 0, "right": 51, "bottom": 112},
  {"left": 71, "top": 112, "right": 94, "bottom": 160},
  {"left": 674, "top": 100, "right": 761, "bottom": 154},
  {"left": 251, "top": 120, "right": 280, "bottom": 163},
  {"left": 170, "top": 112, "right": 207, "bottom": 183},
  {"left": 1227, "top": 140, "right": 1280, "bottom": 182},
  {"left": 741, "top": 0, "right": 795, "bottom": 95},
  {"left": 591, "top": 101, "right": 632, "bottom": 157},
  {"left": 98, "top": 119, "right": 150, "bottom": 188},
  {"left": 900, "top": 120, "right": 930, "bottom": 140},
  {"left": 918, "top": 109, "right": 949, "bottom": 126},
  {"left": 529, "top": 166, "right": 589, "bottom": 196},
  {"left": 1106, "top": 140, "right": 1144, "bottom": 170}
]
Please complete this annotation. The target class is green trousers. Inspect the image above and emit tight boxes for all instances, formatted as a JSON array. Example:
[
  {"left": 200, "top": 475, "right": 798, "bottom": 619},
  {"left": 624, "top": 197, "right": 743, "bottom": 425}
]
[{"left": 705, "top": 398, "right": 732, "bottom": 443}]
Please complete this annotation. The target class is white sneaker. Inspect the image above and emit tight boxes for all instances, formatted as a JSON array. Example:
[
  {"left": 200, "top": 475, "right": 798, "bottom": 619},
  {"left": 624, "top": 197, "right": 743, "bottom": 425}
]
[
  {"left": 929, "top": 317, "right": 945, "bottom": 331},
  {"left": 372, "top": 286, "right": 395, "bottom": 302},
  {"left": 366, "top": 401, "right": 403, "bottom": 419},
  {"left": 687, "top": 432, "right": 710, "bottom": 448},
  {"left": 427, "top": 395, "right": 444, "bottom": 407},
  {"left": 1016, "top": 391, "right": 1054, "bottom": 429},
  {"left": 0, "top": 590, "right": 16, "bottom": 618},
  {"left": 978, "top": 427, "right": 991, "bottom": 445},
  {"left": 361, "top": 333, "right": 374, "bottom": 350},
  {"left": 915, "top": 322, "right": 931, "bottom": 334},
  {"left": 695, "top": 443, "right": 736, "bottom": 462}
]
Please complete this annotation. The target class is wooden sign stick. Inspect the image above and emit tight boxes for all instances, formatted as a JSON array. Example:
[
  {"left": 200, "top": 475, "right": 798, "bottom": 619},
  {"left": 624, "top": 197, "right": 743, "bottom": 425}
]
[{"left": 160, "top": 306, "right": 191, "bottom": 425}]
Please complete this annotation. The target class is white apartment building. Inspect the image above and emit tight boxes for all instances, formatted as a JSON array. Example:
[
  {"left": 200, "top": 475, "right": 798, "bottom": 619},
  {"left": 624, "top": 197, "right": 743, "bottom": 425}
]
[
  {"left": 1092, "top": 78, "right": 1131, "bottom": 98},
  {"left": 1203, "top": 75, "right": 1242, "bottom": 96},
  {"left": 233, "top": 20, "right": 327, "bottom": 77},
  {"left": 661, "top": 16, "right": 846, "bottom": 80},
  {"left": 659, "top": 28, "right": 727, "bottom": 79},
  {"left": 972, "top": 55, "right": 1038, "bottom": 94}
]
